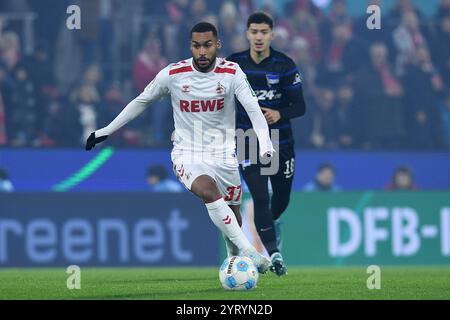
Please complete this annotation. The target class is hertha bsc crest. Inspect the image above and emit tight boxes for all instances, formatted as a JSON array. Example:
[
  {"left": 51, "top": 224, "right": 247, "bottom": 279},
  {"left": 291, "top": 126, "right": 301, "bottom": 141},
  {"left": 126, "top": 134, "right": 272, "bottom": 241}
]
[{"left": 266, "top": 73, "right": 280, "bottom": 87}]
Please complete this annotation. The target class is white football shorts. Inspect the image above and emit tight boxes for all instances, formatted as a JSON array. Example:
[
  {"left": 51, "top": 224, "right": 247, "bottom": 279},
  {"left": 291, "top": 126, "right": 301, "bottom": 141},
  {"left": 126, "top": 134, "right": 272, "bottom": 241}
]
[{"left": 171, "top": 151, "right": 242, "bottom": 205}]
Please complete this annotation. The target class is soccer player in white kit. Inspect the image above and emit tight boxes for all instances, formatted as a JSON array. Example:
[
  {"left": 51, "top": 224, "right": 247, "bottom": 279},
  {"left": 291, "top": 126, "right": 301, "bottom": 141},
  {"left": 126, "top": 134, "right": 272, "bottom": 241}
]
[{"left": 85, "top": 22, "right": 274, "bottom": 273}]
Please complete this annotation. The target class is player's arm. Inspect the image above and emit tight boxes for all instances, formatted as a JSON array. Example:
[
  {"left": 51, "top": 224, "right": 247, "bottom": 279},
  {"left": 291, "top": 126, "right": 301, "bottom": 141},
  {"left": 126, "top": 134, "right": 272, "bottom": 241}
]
[
  {"left": 85, "top": 66, "right": 170, "bottom": 150},
  {"left": 233, "top": 66, "right": 275, "bottom": 157},
  {"left": 274, "top": 60, "right": 306, "bottom": 120}
]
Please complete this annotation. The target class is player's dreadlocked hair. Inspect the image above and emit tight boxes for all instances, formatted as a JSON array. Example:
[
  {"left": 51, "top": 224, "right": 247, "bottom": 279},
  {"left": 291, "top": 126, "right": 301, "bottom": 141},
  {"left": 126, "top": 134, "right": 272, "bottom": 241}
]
[
  {"left": 247, "top": 12, "right": 274, "bottom": 29},
  {"left": 190, "top": 22, "right": 218, "bottom": 38}
]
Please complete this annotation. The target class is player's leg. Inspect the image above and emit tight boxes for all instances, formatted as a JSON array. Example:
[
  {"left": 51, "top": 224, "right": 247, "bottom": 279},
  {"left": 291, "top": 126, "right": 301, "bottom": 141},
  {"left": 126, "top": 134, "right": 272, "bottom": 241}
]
[
  {"left": 189, "top": 174, "right": 269, "bottom": 272},
  {"left": 222, "top": 204, "right": 241, "bottom": 257},
  {"left": 267, "top": 146, "right": 295, "bottom": 276},
  {"left": 214, "top": 163, "right": 271, "bottom": 272},
  {"left": 270, "top": 172, "right": 294, "bottom": 221},
  {"left": 270, "top": 146, "right": 295, "bottom": 221},
  {"left": 228, "top": 204, "right": 242, "bottom": 226},
  {"left": 190, "top": 174, "right": 250, "bottom": 251},
  {"left": 240, "top": 164, "right": 279, "bottom": 257},
  {"left": 172, "top": 157, "right": 248, "bottom": 250},
  {"left": 190, "top": 175, "right": 249, "bottom": 251},
  {"left": 216, "top": 164, "right": 244, "bottom": 230}
]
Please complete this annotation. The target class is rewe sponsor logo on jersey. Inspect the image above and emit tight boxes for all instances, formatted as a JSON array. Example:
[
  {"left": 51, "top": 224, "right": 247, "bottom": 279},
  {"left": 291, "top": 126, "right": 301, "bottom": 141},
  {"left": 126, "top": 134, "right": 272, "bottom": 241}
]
[{"left": 179, "top": 98, "right": 224, "bottom": 112}]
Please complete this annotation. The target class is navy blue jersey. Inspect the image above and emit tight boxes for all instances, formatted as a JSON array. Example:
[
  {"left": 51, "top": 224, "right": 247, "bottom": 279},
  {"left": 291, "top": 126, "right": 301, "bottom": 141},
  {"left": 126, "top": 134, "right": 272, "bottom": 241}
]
[{"left": 227, "top": 48, "right": 306, "bottom": 146}]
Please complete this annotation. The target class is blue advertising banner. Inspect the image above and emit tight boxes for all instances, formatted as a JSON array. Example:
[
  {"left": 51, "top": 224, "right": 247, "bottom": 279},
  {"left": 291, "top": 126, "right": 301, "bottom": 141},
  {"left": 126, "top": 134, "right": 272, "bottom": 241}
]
[
  {"left": 1, "top": 149, "right": 449, "bottom": 191},
  {"left": 0, "top": 193, "right": 219, "bottom": 267}
]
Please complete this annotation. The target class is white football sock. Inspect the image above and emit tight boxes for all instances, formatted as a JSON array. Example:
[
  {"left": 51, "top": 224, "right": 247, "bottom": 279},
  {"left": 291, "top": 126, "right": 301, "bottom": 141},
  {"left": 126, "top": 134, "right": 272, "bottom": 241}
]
[
  {"left": 222, "top": 233, "right": 240, "bottom": 257},
  {"left": 205, "top": 198, "right": 252, "bottom": 252}
]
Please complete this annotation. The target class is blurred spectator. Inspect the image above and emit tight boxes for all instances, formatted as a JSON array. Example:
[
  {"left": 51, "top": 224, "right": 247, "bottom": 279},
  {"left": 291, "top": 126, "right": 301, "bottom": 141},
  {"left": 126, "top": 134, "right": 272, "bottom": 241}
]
[
  {"left": 438, "top": 91, "right": 450, "bottom": 149},
  {"left": 163, "top": 0, "right": 191, "bottom": 61},
  {"left": 98, "top": 0, "right": 118, "bottom": 80},
  {"left": 146, "top": 165, "right": 183, "bottom": 192},
  {"left": 28, "top": 0, "right": 67, "bottom": 63},
  {"left": 201, "top": 13, "right": 219, "bottom": 29},
  {"left": 0, "top": 0, "right": 448, "bottom": 151},
  {"left": 81, "top": 64, "right": 105, "bottom": 96},
  {"left": 133, "top": 37, "right": 167, "bottom": 93},
  {"left": 288, "top": 10, "right": 323, "bottom": 65},
  {"left": 335, "top": 83, "right": 360, "bottom": 149},
  {"left": 303, "top": 163, "right": 342, "bottom": 191},
  {"left": 388, "top": 0, "right": 425, "bottom": 29},
  {"left": 402, "top": 46, "right": 444, "bottom": 149},
  {"left": 38, "top": 95, "right": 62, "bottom": 148},
  {"left": 0, "top": 93, "right": 6, "bottom": 145},
  {"left": 272, "top": 25, "right": 290, "bottom": 52},
  {"left": 436, "top": 0, "right": 450, "bottom": 18},
  {"left": 62, "top": 84, "right": 102, "bottom": 147},
  {"left": 328, "top": 0, "right": 350, "bottom": 25},
  {"left": 229, "top": 34, "right": 247, "bottom": 54},
  {"left": 0, "top": 168, "right": 14, "bottom": 192},
  {"left": 289, "top": 36, "right": 317, "bottom": 89},
  {"left": 218, "top": 1, "right": 243, "bottom": 56},
  {"left": 354, "top": 42, "right": 406, "bottom": 149},
  {"left": 7, "top": 64, "right": 39, "bottom": 147},
  {"left": 24, "top": 41, "right": 57, "bottom": 97},
  {"left": 100, "top": 83, "right": 141, "bottom": 147},
  {"left": 0, "top": 61, "right": 12, "bottom": 146},
  {"left": 235, "top": 0, "right": 255, "bottom": 21},
  {"left": 76, "top": 0, "right": 98, "bottom": 63},
  {"left": 0, "top": 31, "right": 21, "bottom": 72},
  {"left": 189, "top": 0, "right": 210, "bottom": 24},
  {"left": 320, "top": 0, "right": 352, "bottom": 44},
  {"left": 290, "top": 36, "right": 315, "bottom": 148},
  {"left": 318, "top": 21, "right": 365, "bottom": 86},
  {"left": 309, "top": 87, "right": 338, "bottom": 149},
  {"left": 183, "top": 0, "right": 212, "bottom": 49},
  {"left": 143, "top": 0, "right": 170, "bottom": 16},
  {"left": 385, "top": 165, "right": 418, "bottom": 190},
  {"left": 431, "top": 13, "right": 450, "bottom": 86},
  {"left": 285, "top": 0, "right": 323, "bottom": 21},
  {"left": 133, "top": 35, "right": 170, "bottom": 146},
  {"left": 23, "top": 41, "right": 60, "bottom": 147},
  {"left": 392, "top": 11, "right": 429, "bottom": 76}
]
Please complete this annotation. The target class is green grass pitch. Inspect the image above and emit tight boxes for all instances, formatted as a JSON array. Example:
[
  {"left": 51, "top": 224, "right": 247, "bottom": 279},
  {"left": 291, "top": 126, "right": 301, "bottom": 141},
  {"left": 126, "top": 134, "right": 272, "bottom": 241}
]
[{"left": 1, "top": 267, "right": 449, "bottom": 300}]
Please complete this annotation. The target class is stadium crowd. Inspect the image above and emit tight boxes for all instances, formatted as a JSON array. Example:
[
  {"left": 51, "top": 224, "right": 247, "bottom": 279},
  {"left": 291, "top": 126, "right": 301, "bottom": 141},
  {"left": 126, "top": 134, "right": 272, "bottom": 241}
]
[{"left": 0, "top": 0, "right": 449, "bottom": 150}]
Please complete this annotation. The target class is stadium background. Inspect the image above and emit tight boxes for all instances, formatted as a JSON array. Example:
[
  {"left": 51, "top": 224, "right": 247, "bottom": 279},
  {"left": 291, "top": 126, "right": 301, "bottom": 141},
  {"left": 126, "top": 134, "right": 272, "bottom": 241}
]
[{"left": 0, "top": 0, "right": 449, "bottom": 299}]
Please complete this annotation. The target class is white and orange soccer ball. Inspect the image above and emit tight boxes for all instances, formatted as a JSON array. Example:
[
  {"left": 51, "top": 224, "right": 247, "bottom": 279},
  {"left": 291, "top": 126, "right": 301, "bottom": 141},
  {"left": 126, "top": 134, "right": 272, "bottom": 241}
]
[{"left": 219, "top": 256, "right": 259, "bottom": 290}]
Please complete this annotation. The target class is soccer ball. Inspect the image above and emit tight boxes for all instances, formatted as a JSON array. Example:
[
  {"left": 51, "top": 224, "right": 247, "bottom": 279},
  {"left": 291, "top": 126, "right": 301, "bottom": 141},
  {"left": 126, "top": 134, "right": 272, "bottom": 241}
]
[{"left": 219, "top": 256, "right": 259, "bottom": 290}]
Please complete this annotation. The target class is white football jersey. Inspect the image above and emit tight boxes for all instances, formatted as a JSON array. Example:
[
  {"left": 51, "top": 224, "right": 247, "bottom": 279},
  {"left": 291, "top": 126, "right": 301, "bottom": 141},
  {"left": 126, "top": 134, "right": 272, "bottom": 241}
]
[{"left": 138, "top": 57, "right": 260, "bottom": 158}]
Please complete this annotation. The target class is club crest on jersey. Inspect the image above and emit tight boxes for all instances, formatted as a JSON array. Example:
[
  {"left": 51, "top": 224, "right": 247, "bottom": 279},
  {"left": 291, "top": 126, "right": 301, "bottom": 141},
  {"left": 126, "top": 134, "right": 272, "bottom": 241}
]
[
  {"left": 182, "top": 84, "right": 190, "bottom": 92},
  {"left": 216, "top": 82, "right": 226, "bottom": 94},
  {"left": 266, "top": 73, "right": 280, "bottom": 87},
  {"left": 293, "top": 72, "right": 302, "bottom": 85}
]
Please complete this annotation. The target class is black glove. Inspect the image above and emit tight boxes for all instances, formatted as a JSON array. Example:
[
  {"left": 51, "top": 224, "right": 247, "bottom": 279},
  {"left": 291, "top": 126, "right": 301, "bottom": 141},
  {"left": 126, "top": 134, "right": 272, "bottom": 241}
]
[{"left": 85, "top": 132, "right": 108, "bottom": 150}]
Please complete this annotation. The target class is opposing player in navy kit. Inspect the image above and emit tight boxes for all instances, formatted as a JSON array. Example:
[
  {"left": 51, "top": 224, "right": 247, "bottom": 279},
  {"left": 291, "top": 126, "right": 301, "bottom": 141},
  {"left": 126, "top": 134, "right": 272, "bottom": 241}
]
[{"left": 228, "top": 12, "right": 306, "bottom": 276}]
